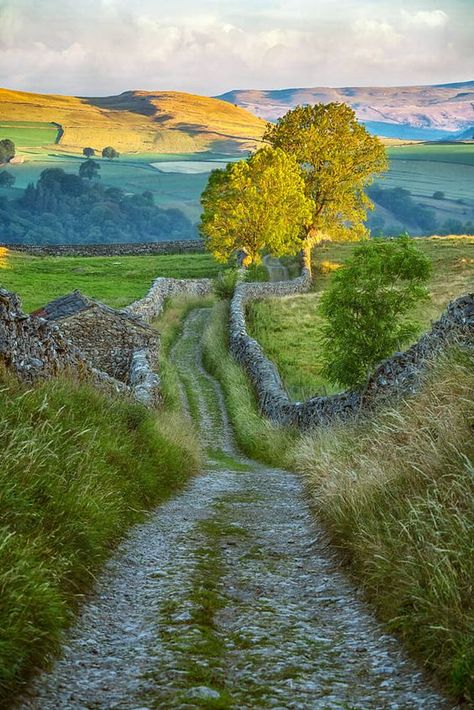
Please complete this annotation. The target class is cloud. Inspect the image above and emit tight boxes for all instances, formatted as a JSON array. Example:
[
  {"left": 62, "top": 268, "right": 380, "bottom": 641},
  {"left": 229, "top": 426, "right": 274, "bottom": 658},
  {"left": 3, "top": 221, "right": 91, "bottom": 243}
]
[
  {"left": 0, "top": 0, "right": 471, "bottom": 95},
  {"left": 402, "top": 9, "right": 449, "bottom": 27}
]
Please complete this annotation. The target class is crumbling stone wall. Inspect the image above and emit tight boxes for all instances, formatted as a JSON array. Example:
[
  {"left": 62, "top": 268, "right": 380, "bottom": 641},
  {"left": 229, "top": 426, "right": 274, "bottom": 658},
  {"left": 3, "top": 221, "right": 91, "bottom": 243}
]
[
  {"left": 58, "top": 306, "right": 159, "bottom": 382},
  {"left": 0, "top": 288, "right": 159, "bottom": 404},
  {"left": 0, "top": 289, "right": 87, "bottom": 381},
  {"left": 229, "top": 271, "right": 473, "bottom": 429},
  {"left": 127, "top": 276, "right": 213, "bottom": 322}
]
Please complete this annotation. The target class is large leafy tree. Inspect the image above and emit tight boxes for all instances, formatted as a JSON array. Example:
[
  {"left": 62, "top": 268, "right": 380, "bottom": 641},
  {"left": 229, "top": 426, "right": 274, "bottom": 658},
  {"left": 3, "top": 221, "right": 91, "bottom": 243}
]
[
  {"left": 319, "top": 236, "right": 431, "bottom": 389},
  {"left": 200, "top": 146, "right": 313, "bottom": 264},
  {"left": 264, "top": 103, "right": 387, "bottom": 245}
]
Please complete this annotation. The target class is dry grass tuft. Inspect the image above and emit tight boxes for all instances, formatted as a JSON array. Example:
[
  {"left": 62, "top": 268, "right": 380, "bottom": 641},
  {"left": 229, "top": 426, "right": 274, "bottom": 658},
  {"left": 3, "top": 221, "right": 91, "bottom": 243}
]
[{"left": 293, "top": 349, "right": 474, "bottom": 702}]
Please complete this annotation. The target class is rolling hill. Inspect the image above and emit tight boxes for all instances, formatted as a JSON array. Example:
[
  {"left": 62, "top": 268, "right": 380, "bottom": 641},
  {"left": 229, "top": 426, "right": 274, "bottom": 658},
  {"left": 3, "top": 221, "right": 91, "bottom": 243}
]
[
  {"left": 216, "top": 81, "right": 474, "bottom": 140},
  {"left": 0, "top": 88, "right": 266, "bottom": 155}
]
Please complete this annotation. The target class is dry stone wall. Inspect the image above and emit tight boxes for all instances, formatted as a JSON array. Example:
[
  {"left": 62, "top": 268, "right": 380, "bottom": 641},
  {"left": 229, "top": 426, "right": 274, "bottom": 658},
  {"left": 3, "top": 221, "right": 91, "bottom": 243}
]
[
  {"left": 229, "top": 272, "right": 473, "bottom": 429},
  {"left": 127, "top": 276, "right": 213, "bottom": 322},
  {"left": 1, "top": 240, "right": 205, "bottom": 257},
  {"left": 0, "top": 288, "right": 87, "bottom": 382}
]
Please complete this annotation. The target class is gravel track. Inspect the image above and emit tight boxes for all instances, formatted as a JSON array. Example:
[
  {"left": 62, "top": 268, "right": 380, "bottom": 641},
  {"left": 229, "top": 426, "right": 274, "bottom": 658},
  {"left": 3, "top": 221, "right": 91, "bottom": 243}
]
[{"left": 18, "top": 308, "right": 453, "bottom": 710}]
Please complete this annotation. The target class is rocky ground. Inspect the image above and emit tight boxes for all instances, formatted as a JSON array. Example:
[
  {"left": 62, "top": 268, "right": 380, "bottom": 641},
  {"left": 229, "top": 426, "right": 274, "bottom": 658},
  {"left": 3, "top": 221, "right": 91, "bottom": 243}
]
[{"left": 18, "top": 309, "right": 454, "bottom": 709}]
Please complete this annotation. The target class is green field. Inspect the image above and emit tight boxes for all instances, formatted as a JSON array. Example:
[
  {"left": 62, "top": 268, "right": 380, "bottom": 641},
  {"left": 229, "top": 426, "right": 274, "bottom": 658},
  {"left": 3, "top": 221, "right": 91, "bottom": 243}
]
[
  {"left": 0, "top": 121, "right": 59, "bottom": 148},
  {"left": 386, "top": 144, "right": 474, "bottom": 202},
  {"left": 0, "top": 251, "right": 220, "bottom": 312},
  {"left": 1, "top": 142, "right": 473, "bottom": 227},
  {"left": 1, "top": 151, "right": 234, "bottom": 221},
  {"left": 247, "top": 237, "right": 474, "bottom": 400}
]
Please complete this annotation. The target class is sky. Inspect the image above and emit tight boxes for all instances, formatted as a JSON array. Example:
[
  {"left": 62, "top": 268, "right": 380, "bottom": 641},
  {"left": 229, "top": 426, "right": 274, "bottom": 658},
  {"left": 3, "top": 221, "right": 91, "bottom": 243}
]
[{"left": 0, "top": 0, "right": 472, "bottom": 96}]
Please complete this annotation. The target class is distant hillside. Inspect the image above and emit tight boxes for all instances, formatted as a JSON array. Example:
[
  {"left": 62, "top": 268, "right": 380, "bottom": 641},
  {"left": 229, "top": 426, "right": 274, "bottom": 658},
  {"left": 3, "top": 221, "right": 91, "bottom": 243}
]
[
  {"left": 216, "top": 81, "right": 474, "bottom": 140},
  {"left": 0, "top": 88, "right": 266, "bottom": 154}
]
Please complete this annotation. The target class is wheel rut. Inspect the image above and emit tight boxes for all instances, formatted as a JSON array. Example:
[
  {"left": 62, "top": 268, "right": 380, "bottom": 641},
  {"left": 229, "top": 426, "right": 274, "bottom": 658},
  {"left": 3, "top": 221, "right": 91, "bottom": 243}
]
[{"left": 19, "top": 308, "right": 453, "bottom": 709}]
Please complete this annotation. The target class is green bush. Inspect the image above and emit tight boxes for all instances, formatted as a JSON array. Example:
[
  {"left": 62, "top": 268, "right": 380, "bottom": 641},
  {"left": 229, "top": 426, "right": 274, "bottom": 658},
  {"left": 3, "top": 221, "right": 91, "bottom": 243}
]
[
  {"left": 0, "top": 369, "right": 200, "bottom": 701},
  {"left": 213, "top": 268, "right": 241, "bottom": 299},
  {"left": 319, "top": 236, "right": 431, "bottom": 388}
]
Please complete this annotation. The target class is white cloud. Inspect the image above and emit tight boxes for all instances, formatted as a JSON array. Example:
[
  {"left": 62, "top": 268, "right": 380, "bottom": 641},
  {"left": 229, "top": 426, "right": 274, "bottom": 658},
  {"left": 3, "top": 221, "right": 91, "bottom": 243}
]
[
  {"left": 402, "top": 9, "right": 449, "bottom": 27},
  {"left": 0, "top": 1, "right": 471, "bottom": 95}
]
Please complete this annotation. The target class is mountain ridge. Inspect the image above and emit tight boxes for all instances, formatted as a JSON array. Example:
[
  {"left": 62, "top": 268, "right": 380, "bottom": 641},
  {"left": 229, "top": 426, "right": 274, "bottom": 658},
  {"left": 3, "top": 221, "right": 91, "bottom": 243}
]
[{"left": 215, "top": 81, "right": 474, "bottom": 140}]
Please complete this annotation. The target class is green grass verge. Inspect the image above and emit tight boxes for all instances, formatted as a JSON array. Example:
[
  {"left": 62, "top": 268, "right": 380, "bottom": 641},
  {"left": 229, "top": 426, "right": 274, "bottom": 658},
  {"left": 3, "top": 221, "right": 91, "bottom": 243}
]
[
  {"left": 248, "top": 236, "right": 474, "bottom": 400},
  {"left": 202, "top": 300, "right": 297, "bottom": 466},
  {"left": 0, "top": 251, "right": 220, "bottom": 312},
  {"left": 293, "top": 349, "right": 474, "bottom": 703},
  {"left": 0, "top": 367, "right": 201, "bottom": 702}
]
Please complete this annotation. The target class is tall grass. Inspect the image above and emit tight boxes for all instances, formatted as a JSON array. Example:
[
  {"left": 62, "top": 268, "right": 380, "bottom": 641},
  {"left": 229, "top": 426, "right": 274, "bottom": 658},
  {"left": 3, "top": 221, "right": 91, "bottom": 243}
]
[
  {"left": 0, "top": 367, "right": 201, "bottom": 701},
  {"left": 293, "top": 349, "right": 474, "bottom": 702},
  {"left": 202, "top": 301, "right": 297, "bottom": 466}
]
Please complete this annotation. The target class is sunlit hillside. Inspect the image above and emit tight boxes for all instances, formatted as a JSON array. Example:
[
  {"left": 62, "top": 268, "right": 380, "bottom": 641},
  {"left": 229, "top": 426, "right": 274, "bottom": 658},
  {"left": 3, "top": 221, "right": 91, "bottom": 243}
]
[{"left": 0, "top": 88, "right": 266, "bottom": 154}]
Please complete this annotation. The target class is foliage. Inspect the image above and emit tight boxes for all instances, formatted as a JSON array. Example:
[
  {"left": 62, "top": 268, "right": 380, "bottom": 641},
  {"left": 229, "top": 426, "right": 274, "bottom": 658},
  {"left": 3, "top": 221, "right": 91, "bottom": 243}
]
[
  {"left": 79, "top": 158, "right": 100, "bottom": 181},
  {"left": 200, "top": 146, "right": 313, "bottom": 264},
  {"left": 320, "top": 237, "right": 430, "bottom": 387},
  {"left": 247, "top": 236, "right": 474, "bottom": 398},
  {"left": 0, "top": 171, "right": 15, "bottom": 188},
  {"left": 319, "top": 237, "right": 431, "bottom": 388},
  {"left": 0, "top": 138, "right": 15, "bottom": 164},
  {"left": 213, "top": 268, "right": 241, "bottom": 299},
  {"left": 263, "top": 103, "right": 387, "bottom": 244},
  {"left": 433, "top": 190, "right": 445, "bottom": 200},
  {"left": 83, "top": 147, "right": 95, "bottom": 157},
  {"left": 0, "top": 368, "right": 201, "bottom": 701},
  {"left": 294, "top": 350, "right": 474, "bottom": 703},
  {"left": 0, "top": 164, "right": 195, "bottom": 244},
  {"left": 102, "top": 146, "right": 120, "bottom": 159}
]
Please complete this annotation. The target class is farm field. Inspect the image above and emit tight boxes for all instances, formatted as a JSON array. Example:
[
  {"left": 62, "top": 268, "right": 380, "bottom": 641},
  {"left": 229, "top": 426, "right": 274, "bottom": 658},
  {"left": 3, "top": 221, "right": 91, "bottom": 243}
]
[
  {"left": 247, "top": 237, "right": 474, "bottom": 400},
  {"left": 2, "top": 143, "right": 473, "bottom": 228},
  {"left": 385, "top": 144, "right": 474, "bottom": 201},
  {"left": 0, "top": 121, "right": 59, "bottom": 147},
  {"left": 1, "top": 151, "right": 235, "bottom": 221},
  {"left": 0, "top": 251, "right": 220, "bottom": 312}
]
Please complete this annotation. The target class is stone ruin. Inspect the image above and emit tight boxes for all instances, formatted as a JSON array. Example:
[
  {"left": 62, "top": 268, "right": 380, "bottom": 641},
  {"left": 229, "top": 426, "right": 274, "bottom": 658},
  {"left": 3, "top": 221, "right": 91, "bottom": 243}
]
[{"left": 0, "top": 288, "right": 161, "bottom": 407}]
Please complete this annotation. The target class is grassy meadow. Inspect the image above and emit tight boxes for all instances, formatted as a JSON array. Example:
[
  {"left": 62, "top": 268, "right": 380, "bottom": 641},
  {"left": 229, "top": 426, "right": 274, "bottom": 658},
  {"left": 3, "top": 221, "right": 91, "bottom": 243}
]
[
  {"left": 248, "top": 236, "right": 474, "bottom": 400},
  {"left": 0, "top": 366, "right": 202, "bottom": 702},
  {"left": 0, "top": 121, "right": 60, "bottom": 147},
  {"left": 0, "top": 250, "right": 220, "bottom": 312}
]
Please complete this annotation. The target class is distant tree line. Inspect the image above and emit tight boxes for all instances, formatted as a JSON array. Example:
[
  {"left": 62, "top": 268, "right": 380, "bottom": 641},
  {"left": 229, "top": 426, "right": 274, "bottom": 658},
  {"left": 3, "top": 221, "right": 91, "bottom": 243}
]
[{"left": 0, "top": 161, "right": 195, "bottom": 244}]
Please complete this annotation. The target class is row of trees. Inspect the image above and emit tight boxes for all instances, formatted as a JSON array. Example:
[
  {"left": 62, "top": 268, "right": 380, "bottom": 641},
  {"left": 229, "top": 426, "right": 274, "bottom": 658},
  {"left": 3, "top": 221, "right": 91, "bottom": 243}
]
[
  {"left": 200, "top": 103, "right": 388, "bottom": 264},
  {"left": 83, "top": 146, "right": 120, "bottom": 159},
  {"left": 0, "top": 161, "right": 194, "bottom": 243}
]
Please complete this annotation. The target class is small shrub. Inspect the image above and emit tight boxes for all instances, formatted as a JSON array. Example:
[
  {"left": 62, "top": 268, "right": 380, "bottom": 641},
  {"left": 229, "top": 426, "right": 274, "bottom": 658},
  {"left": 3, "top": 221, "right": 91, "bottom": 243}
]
[
  {"left": 213, "top": 268, "right": 240, "bottom": 299},
  {"left": 319, "top": 236, "right": 431, "bottom": 389},
  {"left": 432, "top": 190, "right": 445, "bottom": 200}
]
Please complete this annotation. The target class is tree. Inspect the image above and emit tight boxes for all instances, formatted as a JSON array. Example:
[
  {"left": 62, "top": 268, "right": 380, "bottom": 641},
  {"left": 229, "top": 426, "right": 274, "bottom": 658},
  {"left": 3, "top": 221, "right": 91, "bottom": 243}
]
[
  {"left": 102, "top": 146, "right": 119, "bottom": 159},
  {"left": 319, "top": 236, "right": 431, "bottom": 389},
  {"left": 200, "top": 146, "right": 313, "bottom": 264},
  {"left": 83, "top": 147, "right": 95, "bottom": 158},
  {"left": 79, "top": 159, "right": 101, "bottom": 181},
  {"left": 263, "top": 103, "right": 387, "bottom": 246},
  {"left": 0, "top": 139, "right": 15, "bottom": 164},
  {"left": 432, "top": 191, "right": 445, "bottom": 200},
  {"left": 0, "top": 171, "right": 15, "bottom": 188}
]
